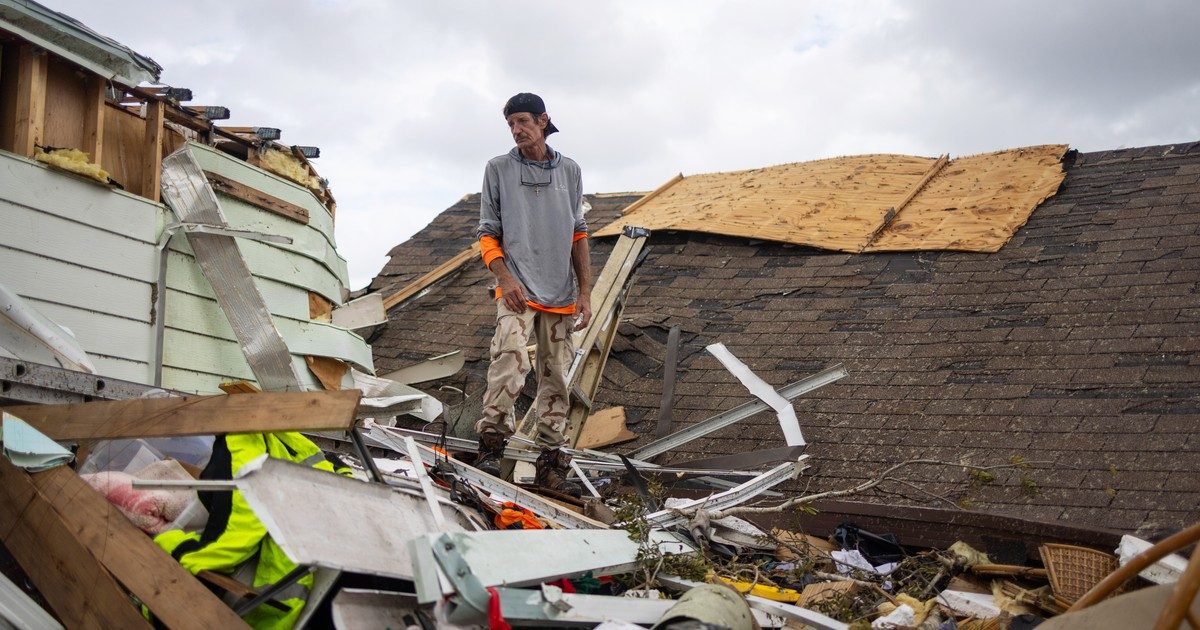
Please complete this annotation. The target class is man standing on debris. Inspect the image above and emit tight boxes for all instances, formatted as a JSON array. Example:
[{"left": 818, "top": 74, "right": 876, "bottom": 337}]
[{"left": 474, "top": 92, "right": 590, "bottom": 496}]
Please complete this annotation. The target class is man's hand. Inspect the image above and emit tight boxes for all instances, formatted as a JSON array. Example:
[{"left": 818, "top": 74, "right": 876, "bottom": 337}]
[
  {"left": 499, "top": 275, "right": 528, "bottom": 313},
  {"left": 489, "top": 257, "right": 528, "bottom": 313},
  {"left": 573, "top": 293, "right": 592, "bottom": 331}
]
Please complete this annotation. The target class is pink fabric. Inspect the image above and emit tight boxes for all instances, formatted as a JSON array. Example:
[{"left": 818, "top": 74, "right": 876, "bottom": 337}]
[{"left": 82, "top": 471, "right": 192, "bottom": 534}]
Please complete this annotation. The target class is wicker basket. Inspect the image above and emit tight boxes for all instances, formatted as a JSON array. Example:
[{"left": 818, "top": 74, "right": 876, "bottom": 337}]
[{"left": 1039, "top": 543, "right": 1120, "bottom": 605}]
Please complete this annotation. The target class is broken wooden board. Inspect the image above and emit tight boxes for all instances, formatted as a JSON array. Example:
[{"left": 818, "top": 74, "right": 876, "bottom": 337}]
[
  {"left": 2, "top": 389, "right": 361, "bottom": 440},
  {"left": 796, "top": 581, "right": 860, "bottom": 608},
  {"left": 306, "top": 355, "right": 348, "bottom": 390},
  {"left": 0, "top": 457, "right": 151, "bottom": 628},
  {"left": 576, "top": 406, "right": 637, "bottom": 450},
  {"left": 595, "top": 145, "right": 1067, "bottom": 253},
  {"left": 383, "top": 242, "right": 481, "bottom": 311},
  {"left": 204, "top": 171, "right": 311, "bottom": 224},
  {"left": 0, "top": 456, "right": 248, "bottom": 628}
]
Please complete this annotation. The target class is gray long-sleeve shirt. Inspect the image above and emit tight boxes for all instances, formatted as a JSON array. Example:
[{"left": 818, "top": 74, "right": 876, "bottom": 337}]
[{"left": 477, "top": 146, "right": 587, "bottom": 308}]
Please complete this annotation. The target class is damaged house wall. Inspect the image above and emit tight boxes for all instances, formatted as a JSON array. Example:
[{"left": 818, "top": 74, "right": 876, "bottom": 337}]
[
  {"left": 0, "top": 2, "right": 373, "bottom": 395},
  {"left": 369, "top": 143, "right": 1200, "bottom": 537}
]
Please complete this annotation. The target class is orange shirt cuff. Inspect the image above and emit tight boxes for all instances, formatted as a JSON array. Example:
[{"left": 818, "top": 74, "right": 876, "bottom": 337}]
[
  {"left": 572, "top": 231, "right": 587, "bottom": 242},
  {"left": 480, "top": 235, "right": 504, "bottom": 267},
  {"left": 492, "top": 285, "right": 577, "bottom": 315}
]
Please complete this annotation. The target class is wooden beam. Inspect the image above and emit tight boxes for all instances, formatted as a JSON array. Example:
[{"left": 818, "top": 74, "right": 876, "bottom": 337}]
[
  {"left": 382, "top": 241, "right": 481, "bottom": 311},
  {"left": 142, "top": 99, "right": 164, "bottom": 201},
  {"left": 619, "top": 172, "right": 683, "bottom": 216},
  {"left": 0, "top": 457, "right": 152, "bottom": 628},
  {"left": 1, "top": 389, "right": 362, "bottom": 440},
  {"left": 13, "top": 44, "right": 47, "bottom": 157},
  {"left": 204, "top": 169, "right": 310, "bottom": 224},
  {"left": 24, "top": 462, "right": 250, "bottom": 629},
  {"left": 82, "top": 74, "right": 106, "bottom": 164}
]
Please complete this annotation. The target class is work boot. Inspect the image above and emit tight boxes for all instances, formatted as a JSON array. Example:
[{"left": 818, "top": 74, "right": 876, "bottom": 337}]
[
  {"left": 475, "top": 432, "right": 507, "bottom": 477},
  {"left": 534, "top": 447, "right": 582, "bottom": 498}
]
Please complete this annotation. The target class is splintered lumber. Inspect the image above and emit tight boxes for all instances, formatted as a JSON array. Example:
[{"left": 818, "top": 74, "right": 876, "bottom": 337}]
[
  {"left": 0, "top": 457, "right": 151, "bottom": 628},
  {"left": 383, "top": 241, "right": 482, "bottom": 311},
  {"left": 1, "top": 389, "right": 362, "bottom": 440},
  {"left": 306, "top": 355, "right": 349, "bottom": 390},
  {"left": 576, "top": 406, "right": 637, "bottom": 450},
  {"left": 0, "top": 458, "right": 251, "bottom": 629}
]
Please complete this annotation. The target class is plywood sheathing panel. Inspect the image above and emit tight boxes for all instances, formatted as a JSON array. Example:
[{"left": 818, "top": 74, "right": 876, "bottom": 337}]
[
  {"left": 865, "top": 145, "right": 1069, "bottom": 253},
  {"left": 42, "top": 56, "right": 88, "bottom": 152},
  {"left": 101, "top": 102, "right": 146, "bottom": 193},
  {"left": 596, "top": 144, "right": 1068, "bottom": 253}
]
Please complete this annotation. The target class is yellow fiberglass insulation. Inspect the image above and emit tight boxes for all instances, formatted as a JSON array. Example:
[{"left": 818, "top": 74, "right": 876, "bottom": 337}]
[
  {"left": 259, "top": 149, "right": 321, "bottom": 190},
  {"left": 34, "top": 148, "right": 109, "bottom": 184}
]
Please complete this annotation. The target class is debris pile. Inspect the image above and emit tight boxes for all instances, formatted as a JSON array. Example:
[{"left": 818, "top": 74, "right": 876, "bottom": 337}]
[{"left": 2, "top": 378, "right": 1196, "bottom": 629}]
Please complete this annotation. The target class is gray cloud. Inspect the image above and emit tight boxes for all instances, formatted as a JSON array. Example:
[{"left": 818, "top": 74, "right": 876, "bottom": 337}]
[{"left": 47, "top": 0, "right": 1199, "bottom": 288}]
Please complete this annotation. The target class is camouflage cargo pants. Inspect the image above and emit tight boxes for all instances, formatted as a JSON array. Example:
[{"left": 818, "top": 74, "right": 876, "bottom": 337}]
[{"left": 475, "top": 300, "right": 574, "bottom": 447}]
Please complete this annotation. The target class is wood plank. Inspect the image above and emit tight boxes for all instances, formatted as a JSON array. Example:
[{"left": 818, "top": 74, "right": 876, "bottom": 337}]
[
  {"left": 1, "top": 389, "right": 362, "bottom": 440},
  {"left": 576, "top": 406, "right": 637, "bottom": 450},
  {"left": 205, "top": 170, "right": 309, "bottom": 224},
  {"left": 0, "top": 456, "right": 152, "bottom": 629},
  {"left": 141, "top": 100, "right": 164, "bottom": 201},
  {"left": 28, "top": 464, "right": 249, "bottom": 629},
  {"left": 619, "top": 172, "right": 683, "bottom": 216},
  {"left": 83, "top": 75, "right": 106, "bottom": 164},
  {"left": 13, "top": 44, "right": 47, "bottom": 157},
  {"left": 306, "top": 355, "right": 347, "bottom": 390},
  {"left": 219, "top": 380, "right": 261, "bottom": 394},
  {"left": 383, "top": 241, "right": 481, "bottom": 311}
]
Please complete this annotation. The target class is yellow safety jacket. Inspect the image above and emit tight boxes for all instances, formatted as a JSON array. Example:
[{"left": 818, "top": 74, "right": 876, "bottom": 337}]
[{"left": 155, "top": 432, "right": 351, "bottom": 629}]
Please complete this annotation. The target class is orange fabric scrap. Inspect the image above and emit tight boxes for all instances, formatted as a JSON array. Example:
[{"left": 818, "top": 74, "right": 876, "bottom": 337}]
[{"left": 493, "top": 501, "right": 545, "bottom": 530}]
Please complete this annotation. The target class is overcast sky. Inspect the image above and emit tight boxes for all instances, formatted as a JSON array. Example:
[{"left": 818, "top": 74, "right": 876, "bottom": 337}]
[{"left": 54, "top": 1, "right": 1200, "bottom": 289}]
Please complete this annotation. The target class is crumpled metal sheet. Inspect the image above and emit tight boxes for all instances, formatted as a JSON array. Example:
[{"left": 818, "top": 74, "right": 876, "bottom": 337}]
[{"left": 159, "top": 147, "right": 303, "bottom": 391}]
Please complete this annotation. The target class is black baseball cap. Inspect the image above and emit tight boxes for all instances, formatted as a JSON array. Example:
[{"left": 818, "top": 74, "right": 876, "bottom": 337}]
[{"left": 503, "top": 92, "right": 560, "bottom": 136}]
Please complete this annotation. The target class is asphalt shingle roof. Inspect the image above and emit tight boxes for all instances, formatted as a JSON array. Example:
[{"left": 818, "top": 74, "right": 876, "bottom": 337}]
[{"left": 368, "top": 143, "right": 1200, "bottom": 536}]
